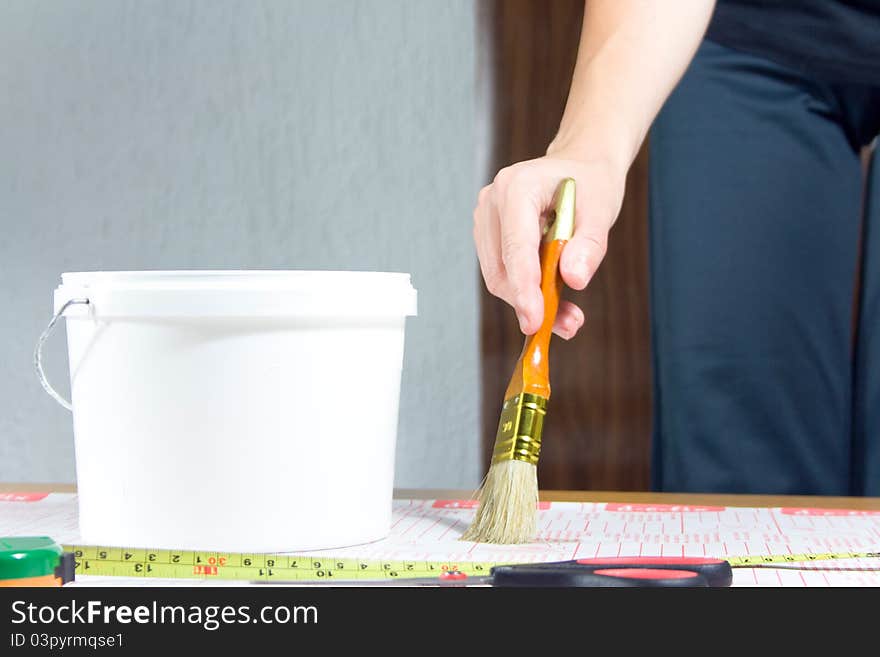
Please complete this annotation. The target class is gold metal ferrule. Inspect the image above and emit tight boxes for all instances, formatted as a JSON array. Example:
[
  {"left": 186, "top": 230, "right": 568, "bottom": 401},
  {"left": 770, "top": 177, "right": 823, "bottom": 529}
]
[
  {"left": 491, "top": 393, "right": 548, "bottom": 466},
  {"left": 542, "top": 177, "right": 576, "bottom": 243}
]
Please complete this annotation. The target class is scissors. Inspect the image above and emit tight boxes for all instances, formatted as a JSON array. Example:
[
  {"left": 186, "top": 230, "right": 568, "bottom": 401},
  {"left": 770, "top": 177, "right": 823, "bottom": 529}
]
[
  {"left": 485, "top": 556, "right": 732, "bottom": 587},
  {"left": 257, "top": 556, "right": 732, "bottom": 587}
]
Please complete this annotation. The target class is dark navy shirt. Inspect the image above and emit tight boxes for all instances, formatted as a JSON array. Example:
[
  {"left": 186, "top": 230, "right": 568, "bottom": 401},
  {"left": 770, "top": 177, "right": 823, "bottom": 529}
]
[{"left": 706, "top": 0, "right": 880, "bottom": 85}]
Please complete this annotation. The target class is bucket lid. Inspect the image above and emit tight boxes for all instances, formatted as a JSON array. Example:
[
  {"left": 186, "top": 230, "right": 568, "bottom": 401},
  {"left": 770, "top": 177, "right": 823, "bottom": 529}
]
[{"left": 54, "top": 270, "right": 418, "bottom": 318}]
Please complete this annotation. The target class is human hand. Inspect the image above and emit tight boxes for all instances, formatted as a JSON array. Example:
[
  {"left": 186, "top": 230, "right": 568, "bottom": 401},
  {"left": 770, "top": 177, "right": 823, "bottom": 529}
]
[{"left": 473, "top": 154, "right": 626, "bottom": 338}]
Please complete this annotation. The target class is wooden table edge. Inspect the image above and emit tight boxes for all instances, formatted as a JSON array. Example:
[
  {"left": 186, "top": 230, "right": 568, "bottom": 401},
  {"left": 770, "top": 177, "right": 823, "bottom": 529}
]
[
  {"left": 4, "top": 483, "right": 879, "bottom": 510},
  {"left": 395, "top": 488, "right": 880, "bottom": 509}
]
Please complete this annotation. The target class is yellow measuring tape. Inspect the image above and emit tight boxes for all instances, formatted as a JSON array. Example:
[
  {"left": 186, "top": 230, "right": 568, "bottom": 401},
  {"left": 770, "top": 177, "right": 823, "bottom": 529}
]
[
  {"left": 725, "top": 551, "right": 880, "bottom": 567},
  {"left": 61, "top": 545, "right": 880, "bottom": 582},
  {"left": 63, "top": 545, "right": 500, "bottom": 581}
]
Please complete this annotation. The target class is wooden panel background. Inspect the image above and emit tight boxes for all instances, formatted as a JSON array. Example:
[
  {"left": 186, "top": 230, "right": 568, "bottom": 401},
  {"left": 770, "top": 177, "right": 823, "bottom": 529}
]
[{"left": 477, "top": 0, "right": 653, "bottom": 490}]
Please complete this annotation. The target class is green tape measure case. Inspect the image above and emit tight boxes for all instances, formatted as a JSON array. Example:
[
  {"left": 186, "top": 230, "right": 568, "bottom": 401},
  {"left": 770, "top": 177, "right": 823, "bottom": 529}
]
[{"left": 1, "top": 537, "right": 76, "bottom": 587}]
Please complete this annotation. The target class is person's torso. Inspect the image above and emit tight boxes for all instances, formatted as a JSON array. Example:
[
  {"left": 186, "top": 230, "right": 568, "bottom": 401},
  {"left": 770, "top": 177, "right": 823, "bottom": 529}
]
[{"left": 706, "top": 0, "right": 880, "bottom": 86}]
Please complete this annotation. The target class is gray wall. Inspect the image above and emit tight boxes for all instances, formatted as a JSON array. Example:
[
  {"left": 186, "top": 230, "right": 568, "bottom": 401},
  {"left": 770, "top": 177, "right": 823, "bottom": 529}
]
[{"left": 0, "top": 0, "right": 479, "bottom": 488}]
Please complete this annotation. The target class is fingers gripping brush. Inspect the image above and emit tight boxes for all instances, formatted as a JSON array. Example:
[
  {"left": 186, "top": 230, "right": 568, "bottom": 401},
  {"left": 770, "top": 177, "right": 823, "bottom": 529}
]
[{"left": 462, "top": 177, "right": 575, "bottom": 544}]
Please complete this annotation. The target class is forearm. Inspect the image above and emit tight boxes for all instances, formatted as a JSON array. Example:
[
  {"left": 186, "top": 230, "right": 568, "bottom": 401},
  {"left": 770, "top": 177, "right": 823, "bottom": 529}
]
[{"left": 548, "top": 0, "right": 716, "bottom": 173}]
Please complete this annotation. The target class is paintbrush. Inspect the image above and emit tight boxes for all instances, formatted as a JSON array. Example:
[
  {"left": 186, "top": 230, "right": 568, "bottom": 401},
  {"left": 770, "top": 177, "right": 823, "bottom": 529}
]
[{"left": 462, "top": 177, "right": 575, "bottom": 544}]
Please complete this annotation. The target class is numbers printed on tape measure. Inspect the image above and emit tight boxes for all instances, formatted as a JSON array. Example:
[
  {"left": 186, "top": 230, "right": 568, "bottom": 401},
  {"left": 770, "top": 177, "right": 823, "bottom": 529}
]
[
  {"left": 63, "top": 545, "right": 504, "bottom": 581},
  {"left": 63, "top": 545, "right": 880, "bottom": 581},
  {"left": 724, "top": 551, "right": 880, "bottom": 566}
]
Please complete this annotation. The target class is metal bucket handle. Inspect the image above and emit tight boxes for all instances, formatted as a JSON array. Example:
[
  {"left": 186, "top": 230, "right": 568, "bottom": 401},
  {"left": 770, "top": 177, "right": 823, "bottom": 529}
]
[{"left": 34, "top": 298, "right": 90, "bottom": 411}]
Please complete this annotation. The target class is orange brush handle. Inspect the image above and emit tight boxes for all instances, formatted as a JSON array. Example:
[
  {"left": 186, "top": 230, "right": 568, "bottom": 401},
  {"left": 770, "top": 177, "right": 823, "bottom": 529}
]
[{"left": 504, "top": 237, "right": 567, "bottom": 401}]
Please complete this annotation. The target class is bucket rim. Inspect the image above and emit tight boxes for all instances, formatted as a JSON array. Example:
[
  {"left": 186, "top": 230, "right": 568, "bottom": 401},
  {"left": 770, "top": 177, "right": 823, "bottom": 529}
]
[
  {"left": 60, "top": 270, "right": 415, "bottom": 288},
  {"left": 54, "top": 270, "right": 418, "bottom": 318}
]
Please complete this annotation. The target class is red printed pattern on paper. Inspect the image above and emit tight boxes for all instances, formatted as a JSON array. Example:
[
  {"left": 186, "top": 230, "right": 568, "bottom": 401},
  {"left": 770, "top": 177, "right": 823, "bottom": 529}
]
[
  {"left": 0, "top": 492, "right": 49, "bottom": 502},
  {"left": 780, "top": 507, "right": 880, "bottom": 516},
  {"left": 432, "top": 500, "right": 551, "bottom": 510},
  {"left": 604, "top": 503, "right": 725, "bottom": 513}
]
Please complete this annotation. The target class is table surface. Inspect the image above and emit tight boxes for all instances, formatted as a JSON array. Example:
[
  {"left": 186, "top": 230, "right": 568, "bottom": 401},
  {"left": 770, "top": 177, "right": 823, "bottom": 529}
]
[{"left": 4, "top": 483, "right": 880, "bottom": 510}]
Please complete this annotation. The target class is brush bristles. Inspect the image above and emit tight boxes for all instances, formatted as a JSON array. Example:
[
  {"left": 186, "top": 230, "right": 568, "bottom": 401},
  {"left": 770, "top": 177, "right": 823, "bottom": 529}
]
[{"left": 460, "top": 460, "right": 538, "bottom": 544}]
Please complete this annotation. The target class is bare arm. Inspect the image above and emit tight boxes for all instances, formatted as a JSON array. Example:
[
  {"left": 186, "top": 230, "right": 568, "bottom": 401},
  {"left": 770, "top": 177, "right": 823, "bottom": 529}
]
[
  {"left": 474, "top": 0, "right": 715, "bottom": 336},
  {"left": 551, "top": 0, "right": 716, "bottom": 168}
]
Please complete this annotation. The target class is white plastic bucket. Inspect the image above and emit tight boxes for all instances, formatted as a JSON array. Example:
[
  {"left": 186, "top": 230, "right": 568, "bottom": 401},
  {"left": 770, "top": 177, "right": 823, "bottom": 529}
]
[{"left": 47, "top": 271, "right": 417, "bottom": 553}]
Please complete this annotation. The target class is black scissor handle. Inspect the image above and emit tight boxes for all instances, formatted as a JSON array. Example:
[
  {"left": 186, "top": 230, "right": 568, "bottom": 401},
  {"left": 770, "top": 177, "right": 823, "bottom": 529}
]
[
  {"left": 489, "top": 565, "right": 709, "bottom": 587},
  {"left": 516, "top": 556, "right": 732, "bottom": 588}
]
